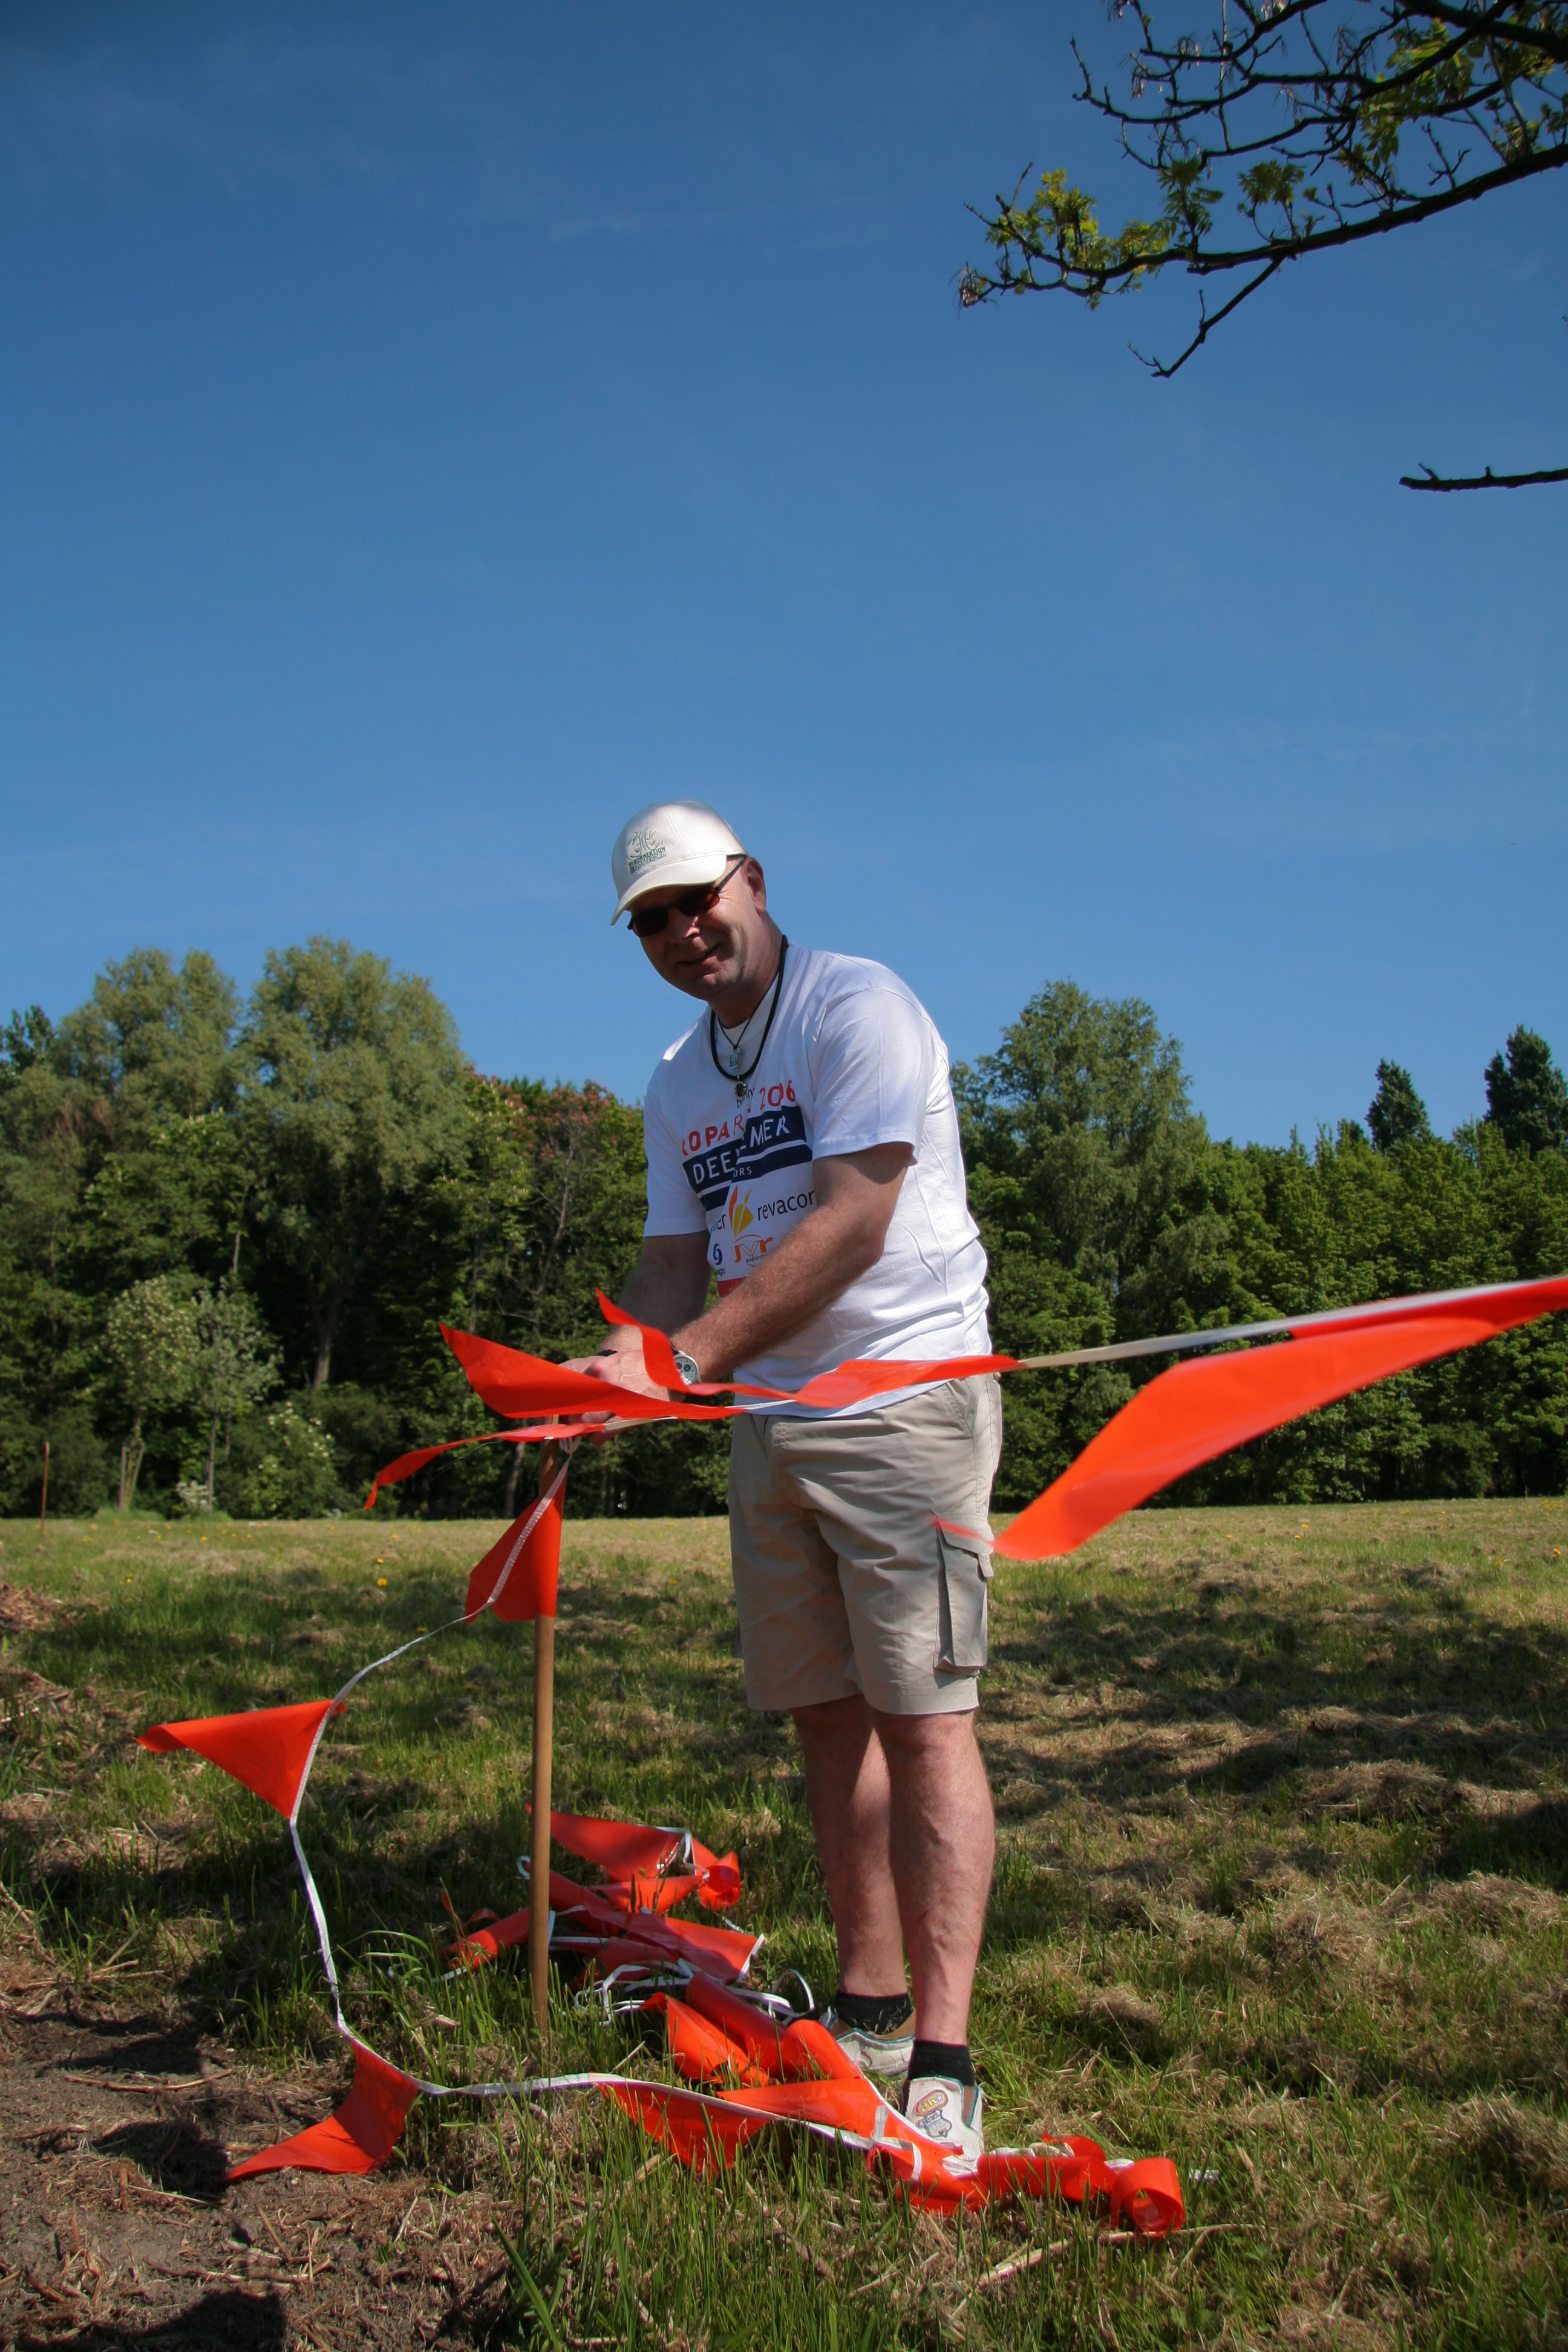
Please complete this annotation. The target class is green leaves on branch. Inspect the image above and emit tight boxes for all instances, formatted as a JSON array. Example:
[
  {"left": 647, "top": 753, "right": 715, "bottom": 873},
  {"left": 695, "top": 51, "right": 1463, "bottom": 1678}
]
[
  {"left": 961, "top": 168, "right": 1180, "bottom": 311},
  {"left": 961, "top": 2, "right": 1568, "bottom": 376}
]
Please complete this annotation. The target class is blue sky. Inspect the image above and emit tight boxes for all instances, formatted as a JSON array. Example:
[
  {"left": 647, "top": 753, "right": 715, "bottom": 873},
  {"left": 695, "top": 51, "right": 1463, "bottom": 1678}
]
[{"left": 3, "top": 2, "right": 1563, "bottom": 1146}]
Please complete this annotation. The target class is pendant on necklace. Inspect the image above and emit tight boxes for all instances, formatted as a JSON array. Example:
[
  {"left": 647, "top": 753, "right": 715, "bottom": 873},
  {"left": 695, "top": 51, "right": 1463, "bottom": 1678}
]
[{"left": 734, "top": 1080, "right": 745, "bottom": 1102}]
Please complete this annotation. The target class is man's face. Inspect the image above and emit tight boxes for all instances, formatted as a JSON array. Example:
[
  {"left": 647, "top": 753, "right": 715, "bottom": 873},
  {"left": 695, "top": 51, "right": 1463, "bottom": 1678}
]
[{"left": 632, "top": 856, "right": 771, "bottom": 1005}]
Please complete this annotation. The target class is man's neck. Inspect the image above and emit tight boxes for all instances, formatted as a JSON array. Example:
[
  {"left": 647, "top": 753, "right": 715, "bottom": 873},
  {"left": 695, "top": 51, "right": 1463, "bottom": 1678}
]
[{"left": 711, "top": 923, "right": 783, "bottom": 1027}]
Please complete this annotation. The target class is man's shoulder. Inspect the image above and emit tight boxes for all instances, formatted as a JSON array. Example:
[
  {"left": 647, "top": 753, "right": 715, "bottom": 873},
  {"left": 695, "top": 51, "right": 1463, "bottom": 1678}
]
[{"left": 795, "top": 946, "right": 929, "bottom": 1025}]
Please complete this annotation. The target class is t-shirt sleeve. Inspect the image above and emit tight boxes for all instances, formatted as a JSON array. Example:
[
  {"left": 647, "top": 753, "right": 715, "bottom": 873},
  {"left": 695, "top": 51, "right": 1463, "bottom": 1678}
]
[
  {"left": 809, "top": 982, "right": 934, "bottom": 1161},
  {"left": 642, "top": 1067, "right": 708, "bottom": 1237}
]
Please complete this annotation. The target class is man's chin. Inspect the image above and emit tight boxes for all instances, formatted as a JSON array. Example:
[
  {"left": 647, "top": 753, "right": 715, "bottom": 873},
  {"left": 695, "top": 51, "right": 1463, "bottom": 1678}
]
[{"left": 669, "top": 958, "right": 733, "bottom": 1000}]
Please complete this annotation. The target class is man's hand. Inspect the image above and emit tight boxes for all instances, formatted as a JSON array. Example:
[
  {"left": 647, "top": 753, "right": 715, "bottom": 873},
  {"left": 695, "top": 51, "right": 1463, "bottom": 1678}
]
[
  {"left": 561, "top": 1325, "right": 671, "bottom": 1403},
  {"left": 561, "top": 1233, "right": 713, "bottom": 1406}
]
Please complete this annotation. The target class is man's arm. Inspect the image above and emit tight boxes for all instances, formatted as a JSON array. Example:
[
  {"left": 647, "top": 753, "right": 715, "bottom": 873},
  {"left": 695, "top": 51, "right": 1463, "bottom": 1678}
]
[
  {"left": 617, "top": 1233, "right": 713, "bottom": 1334},
  {"left": 568, "top": 1144, "right": 911, "bottom": 1394}
]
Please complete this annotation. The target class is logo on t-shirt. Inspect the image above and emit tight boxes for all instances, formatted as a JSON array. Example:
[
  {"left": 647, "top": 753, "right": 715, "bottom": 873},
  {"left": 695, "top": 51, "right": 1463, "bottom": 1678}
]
[{"left": 682, "top": 1102, "right": 811, "bottom": 1209}]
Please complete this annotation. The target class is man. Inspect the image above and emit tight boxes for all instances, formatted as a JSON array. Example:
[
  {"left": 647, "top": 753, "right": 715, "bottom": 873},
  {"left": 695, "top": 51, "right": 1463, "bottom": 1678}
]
[{"left": 570, "top": 800, "right": 1002, "bottom": 2157}]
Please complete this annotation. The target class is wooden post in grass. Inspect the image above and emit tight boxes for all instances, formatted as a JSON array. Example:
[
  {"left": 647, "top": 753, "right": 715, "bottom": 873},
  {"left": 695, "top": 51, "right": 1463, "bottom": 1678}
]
[
  {"left": 529, "top": 1433, "right": 563, "bottom": 2036},
  {"left": 39, "top": 1439, "right": 50, "bottom": 1536}
]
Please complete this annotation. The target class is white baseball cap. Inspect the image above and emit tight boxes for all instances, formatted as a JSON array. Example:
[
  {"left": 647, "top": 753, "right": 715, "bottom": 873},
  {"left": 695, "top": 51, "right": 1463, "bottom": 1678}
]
[{"left": 609, "top": 800, "right": 746, "bottom": 923}]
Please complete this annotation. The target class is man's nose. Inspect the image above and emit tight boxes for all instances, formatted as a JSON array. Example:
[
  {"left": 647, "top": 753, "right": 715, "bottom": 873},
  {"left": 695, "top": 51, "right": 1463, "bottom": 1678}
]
[{"left": 665, "top": 909, "right": 717, "bottom": 948}]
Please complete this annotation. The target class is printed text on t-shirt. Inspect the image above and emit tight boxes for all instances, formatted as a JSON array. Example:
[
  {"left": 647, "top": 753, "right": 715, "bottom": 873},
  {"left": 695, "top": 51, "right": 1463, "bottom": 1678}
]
[{"left": 682, "top": 1101, "right": 811, "bottom": 1210}]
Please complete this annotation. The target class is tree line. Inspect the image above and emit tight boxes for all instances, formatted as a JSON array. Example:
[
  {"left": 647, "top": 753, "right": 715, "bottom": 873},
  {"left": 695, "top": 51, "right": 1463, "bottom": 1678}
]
[{"left": 2, "top": 941, "right": 1564, "bottom": 1521}]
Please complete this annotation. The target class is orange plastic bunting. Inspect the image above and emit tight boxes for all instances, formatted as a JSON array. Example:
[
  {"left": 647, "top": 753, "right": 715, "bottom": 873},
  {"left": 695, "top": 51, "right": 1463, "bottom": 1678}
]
[
  {"left": 138, "top": 1699, "right": 341, "bottom": 1823},
  {"left": 466, "top": 1488, "right": 564, "bottom": 1621},
  {"left": 792, "top": 1351, "right": 1018, "bottom": 1410},
  {"left": 644, "top": 1991, "right": 771, "bottom": 2086},
  {"left": 547, "top": 1810, "right": 685, "bottom": 1879},
  {"left": 440, "top": 1321, "right": 736, "bottom": 1423},
  {"left": 416, "top": 1276, "right": 1567, "bottom": 1557},
  {"left": 160, "top": 1275, "right": 1568, "bottom": 2215},
  {"left": 996, "top": 1277, "right": 1568, "bottom": 1559},
  {"left": 227, "top": 2042, "right": 419, "bottom": 2180},
  {"left": 363, "top": 1423, "right": 606, "bottom": 1511}
]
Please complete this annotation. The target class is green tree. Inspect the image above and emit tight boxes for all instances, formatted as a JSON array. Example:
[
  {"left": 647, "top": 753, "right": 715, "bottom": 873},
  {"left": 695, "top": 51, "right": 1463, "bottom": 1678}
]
[
  {"left": 101, "top": 1275, "right": 198, "bottom": 1508},
  {"left": 0, "top": 1006, "right": 55, "bottom": 1099},
  {"left": 0, "top": 1058, "right": 95, "bottom": 1439},
  {"left": 961, "top": 1, "right": 1568, "bottom": 489},
  {"left": 956, "top": 978, "right": 1206, "bottom": 1299},
  {"left": 54, "top": 948, "right": 238, "bottom": 1136},
  {"left": 221, "top": 1399, "right": 341, "bottom": 1519},
  {"left": 187, "top": 1283, "right": 277, "bottom": 1512},
  {"left": 1484, "top": 1025, "right": 1568, "bottom": 1154},
  {"left": 238, "top": 939, "right": 468, "bottom": 1389},
  {"left": 1368, "top": 1058, "right": 1433, "bottom": 1151},
  {"left": 955, "top": 981, "right": 1213, "bottom": 1501}
]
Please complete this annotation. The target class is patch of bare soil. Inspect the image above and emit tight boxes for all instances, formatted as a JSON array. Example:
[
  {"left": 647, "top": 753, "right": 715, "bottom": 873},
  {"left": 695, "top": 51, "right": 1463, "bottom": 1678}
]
[{"left": 0, "top": 1988, "right": 511, "bottom": 2352}]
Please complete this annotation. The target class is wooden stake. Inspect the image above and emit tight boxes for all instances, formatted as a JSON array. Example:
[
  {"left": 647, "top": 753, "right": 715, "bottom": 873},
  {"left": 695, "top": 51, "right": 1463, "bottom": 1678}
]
[
  {"left": 529, "top": 1437, "right": 562, "bottom": 2036},
  {"left": 39, "top": 1439, "right": 50, "bottom": 1536}
]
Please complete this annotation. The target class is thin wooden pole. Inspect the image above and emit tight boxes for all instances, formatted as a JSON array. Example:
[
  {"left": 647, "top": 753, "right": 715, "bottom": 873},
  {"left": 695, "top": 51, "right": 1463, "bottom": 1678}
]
[
  {"left": 529, "top": 1437, "right": 562, "bottom": 2036},
  {"left": 39, "top": 1439, "right": 50, "bottom": 1537}
]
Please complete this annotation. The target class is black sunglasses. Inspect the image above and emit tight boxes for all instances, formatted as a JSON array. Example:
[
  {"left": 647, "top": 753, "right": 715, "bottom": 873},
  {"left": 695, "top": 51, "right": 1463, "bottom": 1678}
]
[{"left": 626, "top": 855, "right": 746, "bottom": 939}]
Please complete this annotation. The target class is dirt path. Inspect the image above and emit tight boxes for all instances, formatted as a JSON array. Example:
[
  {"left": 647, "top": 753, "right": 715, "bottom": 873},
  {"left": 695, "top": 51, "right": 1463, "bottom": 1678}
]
[{"left": 0, "top": 1980, "right": 509, "bottom": 2352}]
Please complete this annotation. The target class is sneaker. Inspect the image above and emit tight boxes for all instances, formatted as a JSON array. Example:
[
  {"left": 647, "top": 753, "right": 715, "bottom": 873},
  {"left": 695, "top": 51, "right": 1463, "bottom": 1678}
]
[
  {"left": 817, "top": 2005, "right": 915, "bottom": 2080},
  {"left": 903, "top": 2075, "right": 985, "bottom": 2159}
]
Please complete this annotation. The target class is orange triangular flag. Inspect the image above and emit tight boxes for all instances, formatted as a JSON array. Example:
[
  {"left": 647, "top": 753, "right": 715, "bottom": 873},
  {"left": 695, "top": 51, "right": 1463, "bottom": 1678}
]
[
  {"left": 465, "top": 1491, "right": 563, "bottom": 1621},
  {"left": 227, "top": 2043, "right": 419, "bottom": 2178},
  {"left": 139, "top": 1699, "right": 341, "bottom": 1821}
]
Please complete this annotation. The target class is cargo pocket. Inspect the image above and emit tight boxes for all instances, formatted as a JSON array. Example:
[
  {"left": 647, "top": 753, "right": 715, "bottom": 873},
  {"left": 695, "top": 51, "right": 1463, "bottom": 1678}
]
[{"left": 935, "top": 1530, "right": 993, "bottom": 1674}]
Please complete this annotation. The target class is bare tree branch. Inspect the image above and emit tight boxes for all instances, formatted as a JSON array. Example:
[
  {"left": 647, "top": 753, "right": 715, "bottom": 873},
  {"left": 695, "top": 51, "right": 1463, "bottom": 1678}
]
[{"left": 1400, "top": 462, "right": 1568, "bottom": 488}]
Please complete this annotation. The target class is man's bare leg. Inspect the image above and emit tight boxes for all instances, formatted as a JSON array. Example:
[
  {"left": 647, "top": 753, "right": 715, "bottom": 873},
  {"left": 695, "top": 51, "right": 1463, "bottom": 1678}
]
[
  {"left": 871, "top": 1707, "right": 994, "bottom": 2044},
  {"left": 792, "top": 1695, "right": 995, "bottom": 2038},
  {"left": 792, "top": 1694, "right": 905, "bottom": 1996}
]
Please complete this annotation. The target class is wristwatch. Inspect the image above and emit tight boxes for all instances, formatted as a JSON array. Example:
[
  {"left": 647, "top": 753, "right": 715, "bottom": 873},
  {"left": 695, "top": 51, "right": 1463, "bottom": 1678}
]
[{"left": 671, "top": 1346, "right": 701, "bottom": 1388}]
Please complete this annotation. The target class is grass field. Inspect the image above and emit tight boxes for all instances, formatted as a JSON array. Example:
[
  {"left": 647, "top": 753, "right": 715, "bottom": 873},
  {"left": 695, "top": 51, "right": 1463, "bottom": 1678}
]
[{"left": 3, "top": 1493, "right": 1567, "bottom": 2348}]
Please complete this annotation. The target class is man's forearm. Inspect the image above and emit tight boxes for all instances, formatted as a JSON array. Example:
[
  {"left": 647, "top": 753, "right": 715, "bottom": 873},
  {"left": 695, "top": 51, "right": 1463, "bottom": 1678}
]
[
  {"left": 619, "top": 1254, "right": 710, "bottom": 1335},
  {"left": 577, "top": 1148, "right": 907, "bottom": 1396},
  {"left": 675, "top": 1203, "right": 880, "bottom": 1380}
]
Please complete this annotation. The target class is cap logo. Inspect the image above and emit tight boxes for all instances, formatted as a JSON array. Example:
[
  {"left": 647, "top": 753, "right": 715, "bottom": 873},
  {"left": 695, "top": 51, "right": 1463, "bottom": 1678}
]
[{"left": 624, "top": 826, "right": 670, "bottom": 879}]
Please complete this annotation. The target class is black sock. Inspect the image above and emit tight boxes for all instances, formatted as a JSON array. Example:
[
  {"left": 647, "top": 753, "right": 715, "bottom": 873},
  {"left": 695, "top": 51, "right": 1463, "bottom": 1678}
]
[
  {"left": 908, "top": 2039, "right": 976, "bottom": 2087},
  {"left": 830, "top": 1988, "right": 913, "bottom": 2036}
]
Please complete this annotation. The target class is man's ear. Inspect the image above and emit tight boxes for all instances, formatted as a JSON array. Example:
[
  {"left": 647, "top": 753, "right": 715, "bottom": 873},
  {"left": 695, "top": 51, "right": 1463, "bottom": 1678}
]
[{"left": 743, "top": 857, "right": 768, "bottom": 913}]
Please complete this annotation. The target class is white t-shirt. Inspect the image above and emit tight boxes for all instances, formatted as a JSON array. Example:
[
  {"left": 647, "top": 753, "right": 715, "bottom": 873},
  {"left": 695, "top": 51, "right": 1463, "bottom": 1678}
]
[{"left": 642, "top": 942, "right": 990, "bottom": 1414}]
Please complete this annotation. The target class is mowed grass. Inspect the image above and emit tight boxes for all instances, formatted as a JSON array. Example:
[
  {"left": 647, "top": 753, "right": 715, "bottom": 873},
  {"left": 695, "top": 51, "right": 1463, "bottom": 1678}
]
[{"left": 4, "top": 1492, "right": 1568, "bottom": 2348}]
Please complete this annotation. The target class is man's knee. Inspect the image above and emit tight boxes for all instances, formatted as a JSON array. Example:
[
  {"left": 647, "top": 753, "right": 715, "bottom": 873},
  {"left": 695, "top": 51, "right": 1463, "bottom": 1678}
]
[{"left": 868, "top": 1705, "right": 980, "bottom": 1765}]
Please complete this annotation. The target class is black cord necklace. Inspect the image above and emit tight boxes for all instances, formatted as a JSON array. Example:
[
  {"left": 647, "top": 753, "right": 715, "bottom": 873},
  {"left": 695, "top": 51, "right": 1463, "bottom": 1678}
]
[{"left": 710, "top": 936, "right": 788, "bottom": 1104}]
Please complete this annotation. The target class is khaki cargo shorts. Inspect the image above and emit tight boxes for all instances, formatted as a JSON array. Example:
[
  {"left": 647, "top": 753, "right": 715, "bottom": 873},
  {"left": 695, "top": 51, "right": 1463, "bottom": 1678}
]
[{"left": 727, "top": 1376, "right": 1004, "bottom": 1716}]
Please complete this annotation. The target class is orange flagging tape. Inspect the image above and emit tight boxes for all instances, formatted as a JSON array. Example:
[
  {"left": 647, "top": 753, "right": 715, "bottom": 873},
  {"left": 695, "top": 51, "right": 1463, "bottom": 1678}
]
[
  {"left": 227, "top": 2042, "right": 418, "bottom": 2180},
  {"left": 995, "top": 1277, "right": 1568, "bottom": 1557},
  {"left": 465, "top": 1485, "right": 564, "bottom": 1619},
  {"left": 370, "top": 1275, "right": 1568, "bottom": 1552},
  {"left": 140, "top": 1646, "right": 1181, "bottom": 2220},
  {"left": 139, "top": 1699, "right": 342, "bottom": 1823},
  {"left": 141, "top": 1272, "right": 1566, "bottom": 2203}
]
